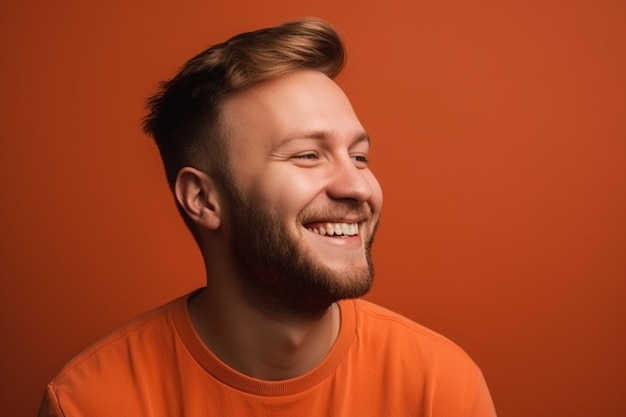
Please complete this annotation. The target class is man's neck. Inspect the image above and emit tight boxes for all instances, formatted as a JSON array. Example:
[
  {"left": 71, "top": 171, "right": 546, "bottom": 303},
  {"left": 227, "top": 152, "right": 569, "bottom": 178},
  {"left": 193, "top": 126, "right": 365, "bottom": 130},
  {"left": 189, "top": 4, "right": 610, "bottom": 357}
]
[{"left": 188, "top": 282, "right": 341, "bottom": 381}]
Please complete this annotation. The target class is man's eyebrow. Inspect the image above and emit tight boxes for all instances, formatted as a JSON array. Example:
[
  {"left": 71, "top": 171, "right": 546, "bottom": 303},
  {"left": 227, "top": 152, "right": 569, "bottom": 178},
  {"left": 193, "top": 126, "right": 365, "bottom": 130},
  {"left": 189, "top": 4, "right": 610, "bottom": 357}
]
[
  {"left": 273, "top": 130, "right": 370, "bottom": 149},
  {"left": 353, "top": 131, "right": 371, "bottom": 145}
]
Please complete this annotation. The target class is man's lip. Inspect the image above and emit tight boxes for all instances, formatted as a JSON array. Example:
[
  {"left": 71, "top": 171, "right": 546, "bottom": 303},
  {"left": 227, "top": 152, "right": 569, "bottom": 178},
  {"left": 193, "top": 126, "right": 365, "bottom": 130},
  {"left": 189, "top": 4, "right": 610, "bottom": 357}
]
[{"left": 299, "top": 204, "right": 373, "bottom": 227}]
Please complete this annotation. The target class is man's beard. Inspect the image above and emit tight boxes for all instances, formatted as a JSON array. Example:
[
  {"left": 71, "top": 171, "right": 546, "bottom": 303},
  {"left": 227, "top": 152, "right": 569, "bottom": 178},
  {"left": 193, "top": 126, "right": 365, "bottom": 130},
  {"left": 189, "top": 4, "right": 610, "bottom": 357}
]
[{"left": 223, "top": 180, "right": 378, "bottom": 323}]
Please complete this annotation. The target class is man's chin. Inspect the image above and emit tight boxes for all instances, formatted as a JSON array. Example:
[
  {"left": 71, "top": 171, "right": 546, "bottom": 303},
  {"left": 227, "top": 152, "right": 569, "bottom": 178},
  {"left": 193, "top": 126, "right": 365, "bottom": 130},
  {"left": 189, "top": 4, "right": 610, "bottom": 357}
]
[{"left": 241, "top": 264, "right": 373, "bottom": 322}]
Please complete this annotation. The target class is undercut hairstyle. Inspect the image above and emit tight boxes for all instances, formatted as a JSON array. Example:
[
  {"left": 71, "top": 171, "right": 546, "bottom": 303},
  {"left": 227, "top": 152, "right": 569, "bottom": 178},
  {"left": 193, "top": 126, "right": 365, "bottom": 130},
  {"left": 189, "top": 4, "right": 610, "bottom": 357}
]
[{"left": 142, "top": 17, "right": 346, "bottom": 238}]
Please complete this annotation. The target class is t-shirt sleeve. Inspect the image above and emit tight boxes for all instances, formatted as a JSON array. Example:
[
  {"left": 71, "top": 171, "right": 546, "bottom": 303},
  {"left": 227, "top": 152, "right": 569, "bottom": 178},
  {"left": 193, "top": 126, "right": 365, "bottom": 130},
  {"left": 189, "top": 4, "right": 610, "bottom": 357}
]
[
  {"left": 464, "top": 369, "right": 497, "bottom": 417},
  {"left": 37, "top": 384, "right": 65, "bottom": 417}
]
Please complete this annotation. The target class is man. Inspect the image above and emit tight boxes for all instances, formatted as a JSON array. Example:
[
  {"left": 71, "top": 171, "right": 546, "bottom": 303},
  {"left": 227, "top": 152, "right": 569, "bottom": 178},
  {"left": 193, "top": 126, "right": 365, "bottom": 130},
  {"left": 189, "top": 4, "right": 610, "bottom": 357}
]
[{"left": 39, "top": 18, "right": 497, "bottom": 416}]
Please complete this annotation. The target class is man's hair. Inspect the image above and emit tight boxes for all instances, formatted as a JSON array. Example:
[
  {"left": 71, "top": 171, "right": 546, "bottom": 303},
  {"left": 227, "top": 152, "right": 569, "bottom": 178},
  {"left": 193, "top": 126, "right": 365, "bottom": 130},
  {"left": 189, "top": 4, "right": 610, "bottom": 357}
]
[{"left": 142, "top": 17, "right": 345, "bottom": 237}]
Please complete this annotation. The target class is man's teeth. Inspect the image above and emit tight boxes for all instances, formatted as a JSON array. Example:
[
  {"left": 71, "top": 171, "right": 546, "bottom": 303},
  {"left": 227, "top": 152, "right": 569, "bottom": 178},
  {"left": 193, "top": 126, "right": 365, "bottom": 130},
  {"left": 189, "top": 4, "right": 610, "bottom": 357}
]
[{"left": 308, "top": 223, "right": 358, "bottom": 236}]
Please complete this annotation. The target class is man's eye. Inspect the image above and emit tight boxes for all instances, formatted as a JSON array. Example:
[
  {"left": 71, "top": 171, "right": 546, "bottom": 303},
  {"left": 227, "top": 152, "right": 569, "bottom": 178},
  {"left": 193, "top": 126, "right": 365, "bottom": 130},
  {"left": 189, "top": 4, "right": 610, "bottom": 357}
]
[
  {"left": 352, "top": 155, "right": 369, "bottom": 164},
  {"left": 293, "top": 153, "right": 318, "bottom": 160}
]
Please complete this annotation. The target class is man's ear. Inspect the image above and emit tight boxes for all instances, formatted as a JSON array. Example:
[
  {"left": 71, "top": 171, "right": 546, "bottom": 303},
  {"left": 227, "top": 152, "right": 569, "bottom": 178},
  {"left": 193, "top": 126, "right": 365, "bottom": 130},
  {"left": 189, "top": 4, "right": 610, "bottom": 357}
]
[{"left": 175, "top": 167, "right": 223, "bottom": 230}]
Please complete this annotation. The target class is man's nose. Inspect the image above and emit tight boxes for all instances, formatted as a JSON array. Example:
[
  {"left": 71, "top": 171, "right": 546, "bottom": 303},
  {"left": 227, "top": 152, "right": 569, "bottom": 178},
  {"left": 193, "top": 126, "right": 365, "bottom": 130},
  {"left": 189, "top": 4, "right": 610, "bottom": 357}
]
[{"left": 325, "top": 157, "right": 374, "bottom": 202}]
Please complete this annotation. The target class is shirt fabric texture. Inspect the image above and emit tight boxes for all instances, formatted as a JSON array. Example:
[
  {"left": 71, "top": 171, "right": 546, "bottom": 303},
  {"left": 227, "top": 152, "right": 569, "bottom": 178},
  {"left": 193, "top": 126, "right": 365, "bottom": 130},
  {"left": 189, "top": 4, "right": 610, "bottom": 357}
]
[{"left": 39, "top": 291, "right": 497, "bottom": 416}]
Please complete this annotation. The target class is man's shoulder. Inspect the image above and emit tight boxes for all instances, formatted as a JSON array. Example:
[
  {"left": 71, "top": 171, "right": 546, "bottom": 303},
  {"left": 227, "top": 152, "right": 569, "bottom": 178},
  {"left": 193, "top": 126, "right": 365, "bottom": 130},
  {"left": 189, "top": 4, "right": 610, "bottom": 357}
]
[
  {"left": 50, "top": 293, "right": 188, "bottom": 387},
  {"left": 350, "top": 298, "right": 478, "bottom": 367},
  {"left": 40, "top": 293, "right": 194, "bottom": 416},
  {"left": 345, "top": 299, "right": 496, "bottom": 416}
]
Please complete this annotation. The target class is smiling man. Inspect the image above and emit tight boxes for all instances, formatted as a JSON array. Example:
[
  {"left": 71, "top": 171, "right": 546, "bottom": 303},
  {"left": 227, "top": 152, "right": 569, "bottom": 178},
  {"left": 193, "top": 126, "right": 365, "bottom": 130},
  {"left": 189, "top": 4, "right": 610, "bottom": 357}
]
[{"left": 39, "top": 18, "right": 497, "bottom": 416}]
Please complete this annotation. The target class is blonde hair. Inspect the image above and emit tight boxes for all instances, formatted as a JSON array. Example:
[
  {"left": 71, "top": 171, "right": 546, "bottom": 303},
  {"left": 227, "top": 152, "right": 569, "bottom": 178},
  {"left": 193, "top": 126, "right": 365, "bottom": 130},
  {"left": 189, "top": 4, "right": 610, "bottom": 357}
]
[{"left": 184, "top": 17, "right": 344, "bottom": 92}]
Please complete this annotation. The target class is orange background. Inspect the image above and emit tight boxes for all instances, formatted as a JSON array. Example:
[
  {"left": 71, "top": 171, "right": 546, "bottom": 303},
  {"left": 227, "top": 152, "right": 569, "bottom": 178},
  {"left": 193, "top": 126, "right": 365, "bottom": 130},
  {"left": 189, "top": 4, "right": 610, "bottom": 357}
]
[{"left": 1, "top": 1, "right": 624, "bottom": 416}]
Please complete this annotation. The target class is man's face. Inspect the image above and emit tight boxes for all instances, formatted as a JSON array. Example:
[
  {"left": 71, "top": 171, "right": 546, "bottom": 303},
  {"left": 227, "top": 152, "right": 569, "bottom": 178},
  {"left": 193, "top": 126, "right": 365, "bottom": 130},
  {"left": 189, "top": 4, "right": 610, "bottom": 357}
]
[{"left": 219, "top": 70, "right": 383, "bottom": 320}]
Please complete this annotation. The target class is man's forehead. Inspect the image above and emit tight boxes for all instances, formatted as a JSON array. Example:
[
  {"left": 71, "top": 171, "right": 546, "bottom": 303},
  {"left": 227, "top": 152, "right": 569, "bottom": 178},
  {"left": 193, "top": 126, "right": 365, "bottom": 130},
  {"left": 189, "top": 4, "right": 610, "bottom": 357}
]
[
  {"left": 220, "top": 71, "right": 364, "bottom": 144},
  {"left": 223, "top": 70, "right": 348, "bottom": 111}
]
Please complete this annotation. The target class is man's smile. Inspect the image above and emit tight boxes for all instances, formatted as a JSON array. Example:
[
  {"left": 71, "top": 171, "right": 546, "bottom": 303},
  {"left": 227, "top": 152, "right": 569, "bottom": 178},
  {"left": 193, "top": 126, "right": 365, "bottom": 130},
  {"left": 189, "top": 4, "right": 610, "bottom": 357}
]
[{"left": 305, "top": 222, "right": 359, "bottom": 237}]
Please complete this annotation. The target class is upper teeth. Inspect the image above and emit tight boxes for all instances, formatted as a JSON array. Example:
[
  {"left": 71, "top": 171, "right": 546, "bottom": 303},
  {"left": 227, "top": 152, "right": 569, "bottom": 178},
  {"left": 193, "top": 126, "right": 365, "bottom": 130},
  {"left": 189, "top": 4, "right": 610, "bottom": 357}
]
[{"left": 308, "top": 223, "right": 358, "bottom": 236}]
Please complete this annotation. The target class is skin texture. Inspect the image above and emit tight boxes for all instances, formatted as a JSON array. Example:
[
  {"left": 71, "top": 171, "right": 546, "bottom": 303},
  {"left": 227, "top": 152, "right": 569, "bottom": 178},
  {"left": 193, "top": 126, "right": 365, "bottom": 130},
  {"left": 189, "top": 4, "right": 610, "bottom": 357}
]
[{"left": 178, "top": 70, "right": 383, "bottom": 380}]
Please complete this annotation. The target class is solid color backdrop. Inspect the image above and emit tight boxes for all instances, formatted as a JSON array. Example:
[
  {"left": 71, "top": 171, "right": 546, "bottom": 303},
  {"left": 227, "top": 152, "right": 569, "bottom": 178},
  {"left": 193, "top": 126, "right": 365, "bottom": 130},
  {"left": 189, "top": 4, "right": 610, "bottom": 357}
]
[{"left": 1, "top": 1, "right": 624, "bottom": 416}]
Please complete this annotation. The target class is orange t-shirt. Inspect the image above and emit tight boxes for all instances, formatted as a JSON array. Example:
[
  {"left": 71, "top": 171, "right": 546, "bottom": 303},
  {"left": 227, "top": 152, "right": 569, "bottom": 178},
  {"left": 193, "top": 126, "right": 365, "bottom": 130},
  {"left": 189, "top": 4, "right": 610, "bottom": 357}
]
[{"left": 39, "top": 292, "right": 497, "bottom": 416}]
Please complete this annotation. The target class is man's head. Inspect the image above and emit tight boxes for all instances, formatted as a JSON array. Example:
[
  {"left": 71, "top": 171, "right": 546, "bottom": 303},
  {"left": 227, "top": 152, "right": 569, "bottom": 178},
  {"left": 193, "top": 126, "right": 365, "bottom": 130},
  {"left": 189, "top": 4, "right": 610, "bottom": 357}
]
[
  {"left": 143, "top": 18, "right": 345, "bottom": 236},
  {"left": 143, "top": 18, "right": 383, "bottom": 320}
]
